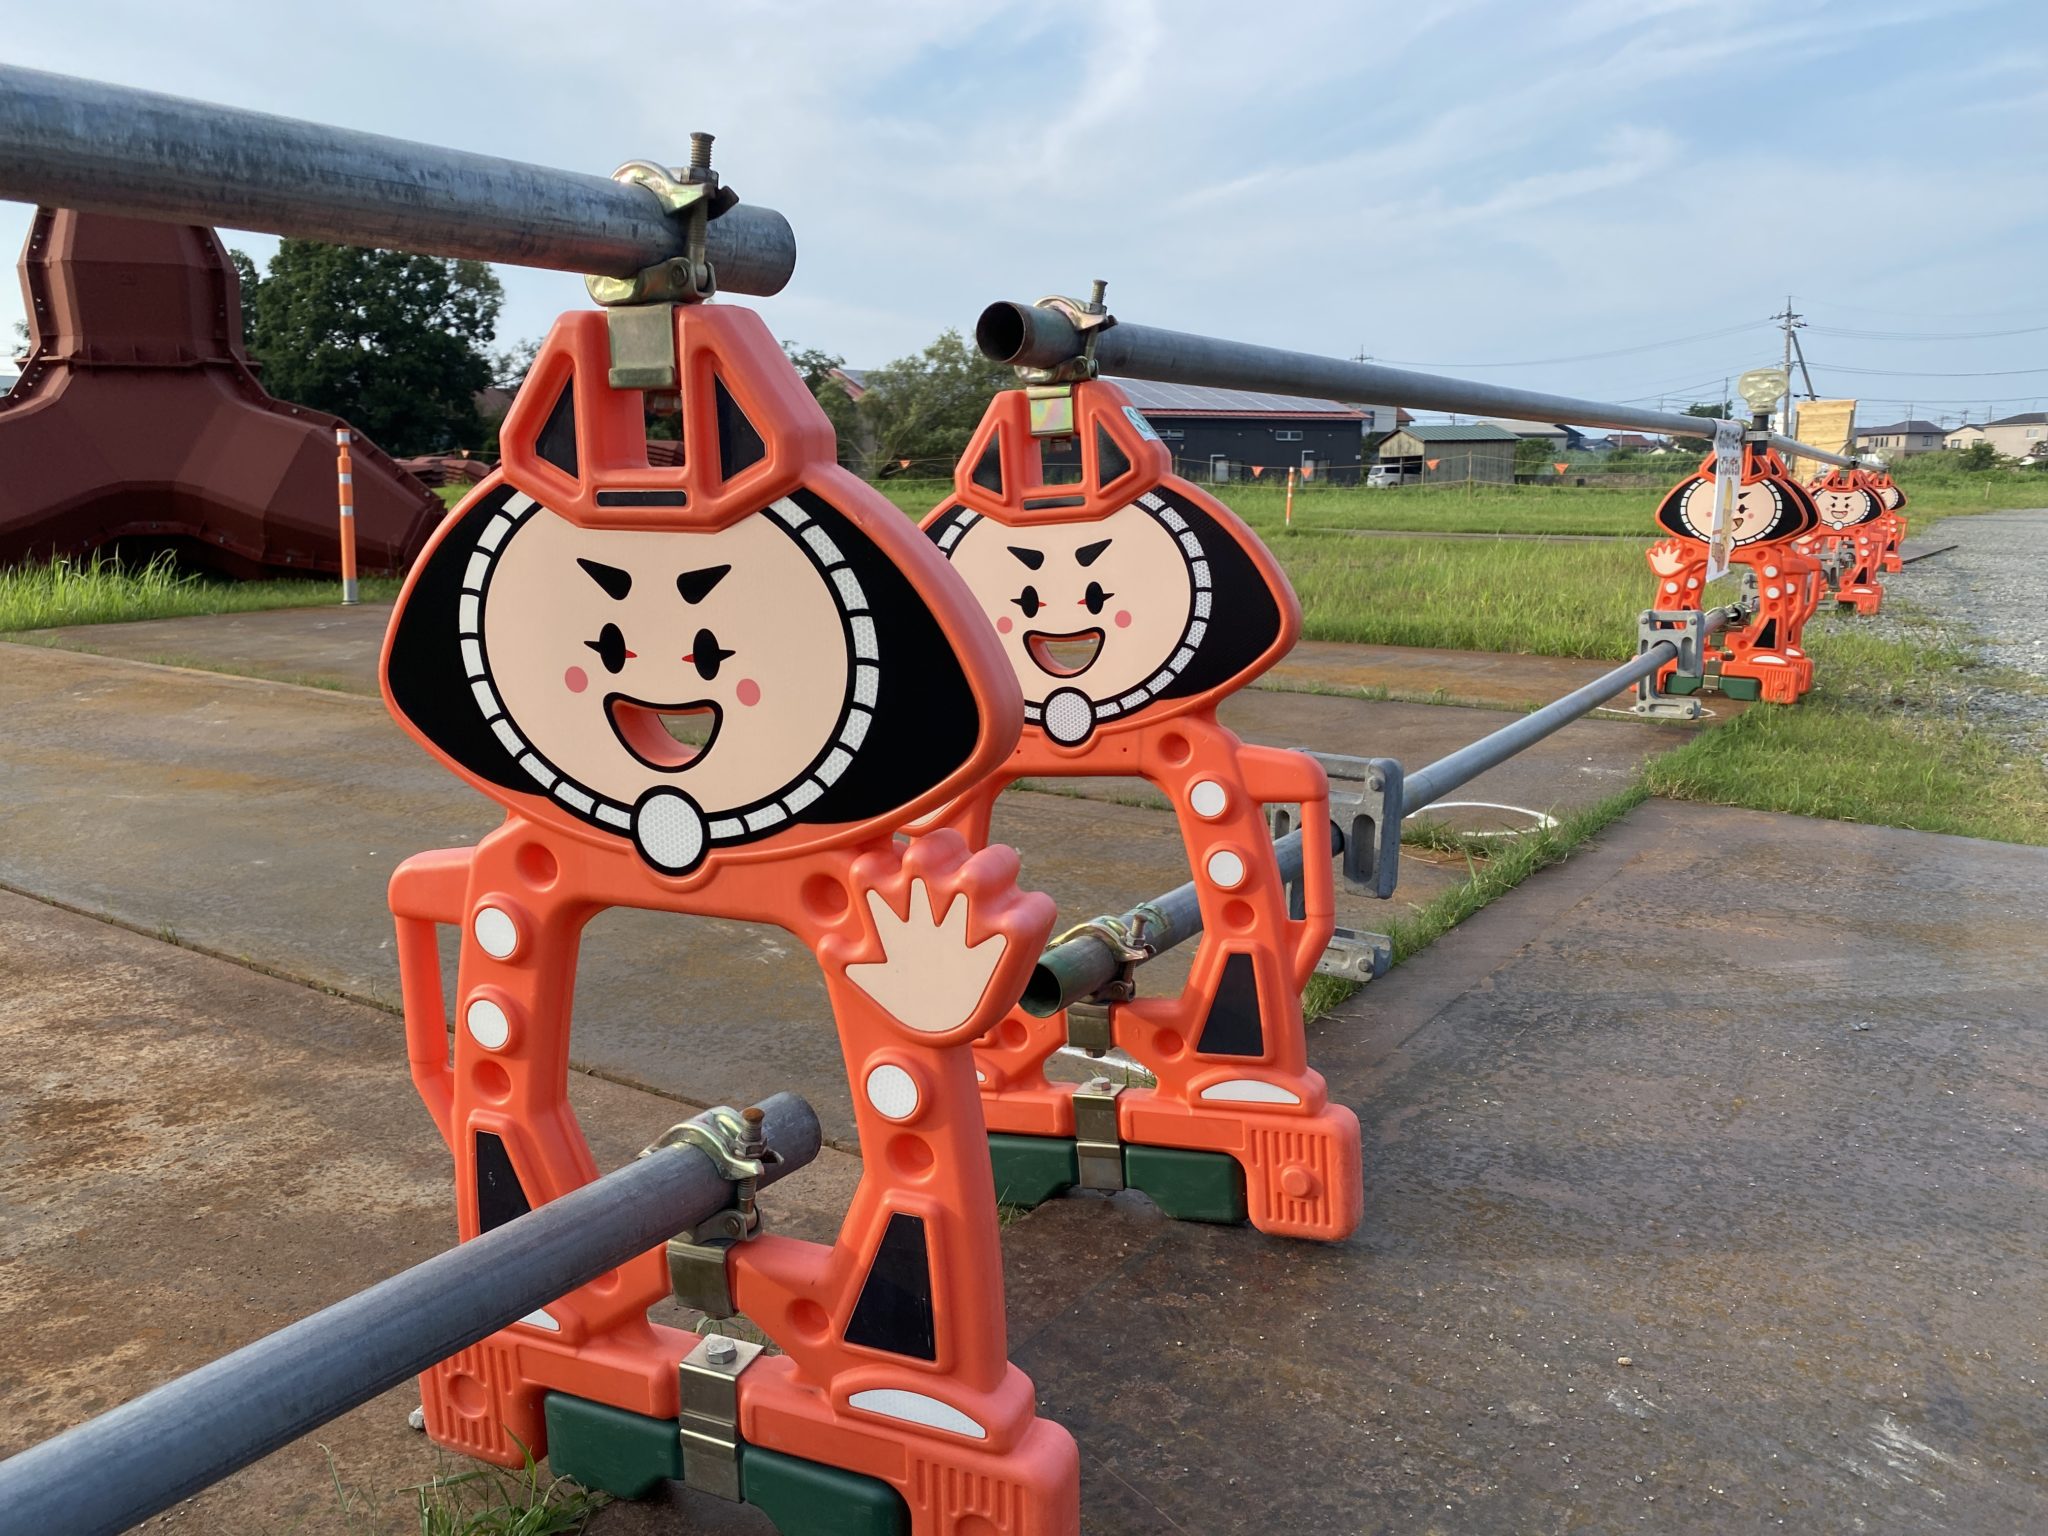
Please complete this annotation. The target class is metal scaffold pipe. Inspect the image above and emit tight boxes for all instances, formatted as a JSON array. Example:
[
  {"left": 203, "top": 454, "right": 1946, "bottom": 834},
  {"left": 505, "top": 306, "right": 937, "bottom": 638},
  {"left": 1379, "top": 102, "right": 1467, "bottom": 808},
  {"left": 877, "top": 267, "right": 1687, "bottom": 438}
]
[
  {"left": 0, "top": 1093, "right": 822, "bottom": 1536},
  {"left": 1022, "top": 609, "right": 1742, "bottom": 1015},
  {"left": 0, "top": 66, "right": 798, "bottom": 294},
  {"left": 978, "top": 302, "right": 1883, "bottom": 467}
]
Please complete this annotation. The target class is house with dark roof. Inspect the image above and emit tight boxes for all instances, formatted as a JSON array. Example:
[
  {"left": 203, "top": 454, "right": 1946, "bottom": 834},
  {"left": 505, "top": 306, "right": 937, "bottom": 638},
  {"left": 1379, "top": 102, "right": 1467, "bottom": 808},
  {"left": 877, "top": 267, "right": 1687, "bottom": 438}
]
[
  {"left": 1374, "top": 422, "right": 1518, "bottom": 484},
  {"left": 1068, "top": 378, "right": 1389, "bottom": 485},
  {"left": 1853, "top": 418, "right": 1945, "bottom": 455},
  {"left": 1945, "top": 411, "right": 2048, "bottom": 460}
]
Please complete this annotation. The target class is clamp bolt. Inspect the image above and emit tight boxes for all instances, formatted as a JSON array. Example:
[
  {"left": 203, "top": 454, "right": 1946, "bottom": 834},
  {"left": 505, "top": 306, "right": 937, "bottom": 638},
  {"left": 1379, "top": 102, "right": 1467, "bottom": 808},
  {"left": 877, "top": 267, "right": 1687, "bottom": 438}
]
[{"left": 704, "top": 1335, "right": 738, "bottom": 1366}]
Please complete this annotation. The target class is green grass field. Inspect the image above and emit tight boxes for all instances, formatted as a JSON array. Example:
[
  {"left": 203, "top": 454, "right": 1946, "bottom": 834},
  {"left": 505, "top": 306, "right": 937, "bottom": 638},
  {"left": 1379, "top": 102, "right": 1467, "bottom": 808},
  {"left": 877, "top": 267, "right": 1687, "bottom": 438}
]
[{"left": 0, "top": 554, "right": 397, "bottom": 633}]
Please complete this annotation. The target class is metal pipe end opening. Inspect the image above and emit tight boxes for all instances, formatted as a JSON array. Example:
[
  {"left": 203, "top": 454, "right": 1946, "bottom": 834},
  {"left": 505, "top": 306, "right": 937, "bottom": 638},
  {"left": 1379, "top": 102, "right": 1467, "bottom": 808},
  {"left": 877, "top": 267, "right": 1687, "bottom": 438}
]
[
  {"left": 1019, "top": 963, "right": 1066, "bottom": 1017},
  {"left": 975, "top": 301, "right": 1033, "bottom": 364}
]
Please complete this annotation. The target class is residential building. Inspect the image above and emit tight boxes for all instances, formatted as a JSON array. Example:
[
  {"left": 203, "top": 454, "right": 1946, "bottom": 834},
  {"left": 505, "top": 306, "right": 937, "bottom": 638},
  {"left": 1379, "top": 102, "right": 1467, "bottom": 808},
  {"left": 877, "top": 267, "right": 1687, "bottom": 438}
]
[
  {"left": 1605, "top": 432, "right": 1673, "bottom": 455},
  {"left": 1477, "top": 417, "right": 1585, "bottom": 451},
  {"left": 1945, "top": 411, "right": 2048, "bottom": 459},
  {"left": 1039, "top": 378, "right": 1376, "bottom": 485},
  {"left": 1374, "top": 422, "right": 1518, "bottom": 484},
  {"left": 1853, "top": 418, "right": 1945, "bottom": 455}
]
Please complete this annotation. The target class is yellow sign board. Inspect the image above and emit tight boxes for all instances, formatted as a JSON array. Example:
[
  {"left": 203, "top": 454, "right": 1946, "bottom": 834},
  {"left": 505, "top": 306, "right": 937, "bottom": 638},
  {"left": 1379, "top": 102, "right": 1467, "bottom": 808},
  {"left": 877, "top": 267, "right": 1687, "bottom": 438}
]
[{"left": 1790, "top": 400, "right": 1858, "bottom": 481}]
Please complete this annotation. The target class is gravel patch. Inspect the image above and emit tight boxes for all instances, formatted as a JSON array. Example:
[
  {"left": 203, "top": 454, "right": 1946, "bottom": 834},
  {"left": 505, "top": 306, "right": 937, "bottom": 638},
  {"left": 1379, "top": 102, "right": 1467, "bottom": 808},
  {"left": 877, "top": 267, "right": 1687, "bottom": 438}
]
[{"left": 1850, "top": 507, "right": 2048, "bottom": 751}]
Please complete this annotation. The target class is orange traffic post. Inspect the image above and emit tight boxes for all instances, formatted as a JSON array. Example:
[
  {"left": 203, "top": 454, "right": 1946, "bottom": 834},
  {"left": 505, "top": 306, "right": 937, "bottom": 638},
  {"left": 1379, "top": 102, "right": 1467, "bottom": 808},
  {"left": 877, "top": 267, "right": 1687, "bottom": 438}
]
[
  {"left": 381, "top": 303, "right": 1080, "bottom": 1534},
  {"left": 919, "top": 378, "right": 1362, "bottom": 1243},
  {"left": 1800, "top": 467, "right": 1888, "bottom": 615},
  {"left": 1644, "top": 436, "right": 1821, "bottom": 705},
  {"left": 1283, "top": 464, "right": 1296, "bottom": 526},
  {"left": 335, "top": 427, "right": 360, "bottom": 605}
]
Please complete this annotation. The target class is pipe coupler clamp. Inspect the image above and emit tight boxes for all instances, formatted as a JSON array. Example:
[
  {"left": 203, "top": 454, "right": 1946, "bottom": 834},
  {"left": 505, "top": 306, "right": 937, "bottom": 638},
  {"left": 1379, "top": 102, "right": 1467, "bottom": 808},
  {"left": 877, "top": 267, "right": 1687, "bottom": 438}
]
[
  {"left": 1053, "top": 906, "right": 1157, "bottom": 1005},
  {"left": 586, "top": 139, "right": 740, "bottom": 389},
  {"left": 643, "top": 1104, "right": 780, "bottom": 1243},
  {"left": 1015, "top": 281, "right": 1115, "bottom": 390}
]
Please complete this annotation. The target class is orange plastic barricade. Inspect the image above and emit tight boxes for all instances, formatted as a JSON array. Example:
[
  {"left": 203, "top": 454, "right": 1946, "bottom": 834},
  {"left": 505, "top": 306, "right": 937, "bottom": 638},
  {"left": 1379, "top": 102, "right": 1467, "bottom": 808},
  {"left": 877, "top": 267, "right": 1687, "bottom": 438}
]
[
  {"left": 1870, "top": 469, "right": 1910, "bottom": 573},
  {"left": 1800, "top": 468, "right": 1888, "bottom": 616},
  {"left": 918, "top": 379, "right": 1362, "bottom": 1243},
  {"left": 381, "top": 304, "right": 1080, "bottom": 1534},
  {"left": 1646, "top": 438, "right": 1821, "bottom": 705}
]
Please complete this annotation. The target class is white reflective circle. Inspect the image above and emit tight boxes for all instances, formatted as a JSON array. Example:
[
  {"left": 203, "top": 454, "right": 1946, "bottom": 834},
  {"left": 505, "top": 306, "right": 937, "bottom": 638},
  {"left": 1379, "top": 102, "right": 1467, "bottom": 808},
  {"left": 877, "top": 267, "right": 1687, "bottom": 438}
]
[
  {"left": 472, "top": 906, "right": 518, "bottom": 959},
  {"left": 465, "top": 997, "right": 511, "bottom": 1051},
  {"left": 1188, "top": 779, "right": 1228, "bottom": 819},
  {"left": 1206, "top": 849, "right": 1246, "bottom": 889},
  {"left": 865, "top": 1063, "right": 919, "bottom": 1120}
]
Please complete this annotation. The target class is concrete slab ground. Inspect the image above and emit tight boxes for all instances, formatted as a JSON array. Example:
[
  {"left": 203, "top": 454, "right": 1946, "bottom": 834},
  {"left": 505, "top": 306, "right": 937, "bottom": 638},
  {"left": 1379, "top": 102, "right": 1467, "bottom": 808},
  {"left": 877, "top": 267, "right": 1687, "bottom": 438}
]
[
  {"left": 0, "top": 888, "right": 862, "bottom": 1534},
  {"left": 0, "top": 638, "right": 1696, "bottom": 1139},
  {"left": 8, "top": 800, "right": 2045, "bottom": 1533}
]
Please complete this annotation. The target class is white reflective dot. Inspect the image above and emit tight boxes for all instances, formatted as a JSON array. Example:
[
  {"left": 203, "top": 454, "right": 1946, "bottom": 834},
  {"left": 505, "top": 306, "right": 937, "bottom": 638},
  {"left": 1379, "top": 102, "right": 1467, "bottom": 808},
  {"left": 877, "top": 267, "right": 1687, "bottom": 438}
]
[
  {"left": 465, "top": 997, "right": 510, "bottom": 1050},
  {"left": 865, "top": 1064, "right": 919, "bottom": 1120},
  {"left": 1188, "top": 780, "right": 1228, "bottom": 819},
  {"left": 472, "top": 906, "right": 518, "bottom": 959},
  {"left": 1664, "top": 581, "right": 1678, "bottom": 593},
  {"left": 1764, "top": 565, "right": 1779, "bottom": 577},
  {"left": 1685, "top": 577, "right": 1700, "bottom": 589},
  {"left": 1765, "top": 586, "right": 1781, "bottom": 599},
  {"left": 1206, "top": 849, "right": 1246, "bottom": 889}
]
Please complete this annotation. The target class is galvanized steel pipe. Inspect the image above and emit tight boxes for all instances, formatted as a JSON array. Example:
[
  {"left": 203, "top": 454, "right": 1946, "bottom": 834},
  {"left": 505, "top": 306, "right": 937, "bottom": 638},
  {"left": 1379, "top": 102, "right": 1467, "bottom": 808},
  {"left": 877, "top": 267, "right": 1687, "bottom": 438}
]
[
  {"left": 0, "top": 1092, "right": 822, "bottom": 1536},
  {"left": 979, "top": 301, "right": 1885, "bottom": 465},
  {"left": 0, "top": 66, "right": 797, "bottom": 293},
  {"left": 1022, "top": 609, "right": 1741, "bottom": 1014}
]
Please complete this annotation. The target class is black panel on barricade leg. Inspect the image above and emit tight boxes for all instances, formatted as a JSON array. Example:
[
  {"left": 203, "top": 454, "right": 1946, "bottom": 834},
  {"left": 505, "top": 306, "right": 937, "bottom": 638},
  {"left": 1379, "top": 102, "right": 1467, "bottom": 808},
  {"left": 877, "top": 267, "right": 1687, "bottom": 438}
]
[
  {"left": 474, "top": 1131, "right": 534, "bottom": 1233},
  {"left": 1196, "top": 952, "right": 1266, "bottom": 1057},
  {"left": 845, "top": 1212, "right": 937, "bottom": 1361}
]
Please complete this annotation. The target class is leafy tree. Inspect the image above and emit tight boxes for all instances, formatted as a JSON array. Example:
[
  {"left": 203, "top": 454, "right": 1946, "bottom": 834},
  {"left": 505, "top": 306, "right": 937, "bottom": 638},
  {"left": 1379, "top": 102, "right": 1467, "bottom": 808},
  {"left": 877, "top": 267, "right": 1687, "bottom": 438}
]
[
  {"left": 492, "top": 335, "right": 541, "bottom": 391},
  {"left": 1513, "top": 437, "right": 1555, "bottom": 476},
  {"left": 1673, "top": 400, "right": 1732, "bottom": 456},
  {"left": 1953, "top": 439, "right": 1999, "bottom": 472},
  {"left": 781, "top": 342, "right": 845, "bottom": 394},
  {"left": 236, "top": 241, "right": 503, "bottom": 456},
  {"left": 821, "top": 330, "right": 1013, "bottom": 478}
]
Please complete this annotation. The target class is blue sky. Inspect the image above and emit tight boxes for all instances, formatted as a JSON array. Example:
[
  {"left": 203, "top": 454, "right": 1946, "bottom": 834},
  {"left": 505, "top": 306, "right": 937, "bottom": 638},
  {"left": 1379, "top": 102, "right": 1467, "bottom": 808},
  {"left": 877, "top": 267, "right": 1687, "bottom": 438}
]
[{"left": 5, "top": 0, "right": 2043, "bottom": 427}]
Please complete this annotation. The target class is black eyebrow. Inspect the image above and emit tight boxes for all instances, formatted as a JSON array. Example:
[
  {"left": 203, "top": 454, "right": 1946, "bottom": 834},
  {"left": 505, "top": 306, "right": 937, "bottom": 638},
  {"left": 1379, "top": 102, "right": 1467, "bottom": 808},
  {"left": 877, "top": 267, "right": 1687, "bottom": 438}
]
[
  {"left": 1006, "top": 545, "right": 1045, "bottom": 570},
  {"left": 1076, "top": 538, "right": 1112, "bottom": 567},
  {"left": 676, "top": 564, "right": 733, "bottom": 604},
  {"left": 576, "top": 558, "right": 632, "bottom": 600}
]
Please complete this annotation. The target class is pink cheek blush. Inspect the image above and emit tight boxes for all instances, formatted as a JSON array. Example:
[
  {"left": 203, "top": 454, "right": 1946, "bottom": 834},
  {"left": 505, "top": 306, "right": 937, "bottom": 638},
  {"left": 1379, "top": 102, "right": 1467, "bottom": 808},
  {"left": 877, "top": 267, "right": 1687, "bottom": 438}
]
[
  {"left": 735, "top": 678, "right": 762, "bottom": 707},
  {"left": 995, "top": 616, "right": 1014, "bottom": 634},
  {"left": 564, "top": 666, "right": 589, "bottom": 694},
  {"left": 1114, "top": 609, "right": 1133, "bottom": 629}
]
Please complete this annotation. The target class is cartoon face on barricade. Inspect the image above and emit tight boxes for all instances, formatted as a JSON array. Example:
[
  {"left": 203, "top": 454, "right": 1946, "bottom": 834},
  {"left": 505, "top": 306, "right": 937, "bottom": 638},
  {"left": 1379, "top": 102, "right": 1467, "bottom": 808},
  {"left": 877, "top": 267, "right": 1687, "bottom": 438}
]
[
  {"left": 1809, "top": 473, "right": 1883, "bottom": 532},
  {"left": 923, "top": 381, "right": 1296, "bottom": 749},
  {"left": 383, "top": 306, "right": 1017, "bottom": 879},
  {"left": 1654, "top": 447, "right": 1816, "bottom": 549}
]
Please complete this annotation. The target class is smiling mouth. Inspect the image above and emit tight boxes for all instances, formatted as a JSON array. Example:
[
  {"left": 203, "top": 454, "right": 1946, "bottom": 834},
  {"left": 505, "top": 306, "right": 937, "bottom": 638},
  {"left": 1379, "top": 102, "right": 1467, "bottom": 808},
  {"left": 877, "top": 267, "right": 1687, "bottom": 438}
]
[
  {"left": 1023, "top": 627, "right": 1105, "bottom": 678},
  {"left": 605, "top": 694, "right": 723, "bottom": 771}
]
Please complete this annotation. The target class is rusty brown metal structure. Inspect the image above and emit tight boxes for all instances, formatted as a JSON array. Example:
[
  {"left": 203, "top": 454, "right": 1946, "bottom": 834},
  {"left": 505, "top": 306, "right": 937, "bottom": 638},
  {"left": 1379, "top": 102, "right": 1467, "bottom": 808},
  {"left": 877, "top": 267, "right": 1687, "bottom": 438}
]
[{"left": 0, "top": 208, "right": 437, "bottom": 577}]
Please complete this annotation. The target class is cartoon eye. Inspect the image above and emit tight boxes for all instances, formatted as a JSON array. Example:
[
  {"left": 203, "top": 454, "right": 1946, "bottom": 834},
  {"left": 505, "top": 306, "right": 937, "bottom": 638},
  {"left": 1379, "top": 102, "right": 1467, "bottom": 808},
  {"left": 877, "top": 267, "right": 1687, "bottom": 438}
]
[
  {"left": 1012, "top": 585, "right": 1043, "bottom": 619},
  {"left": 691, "top": 627, "right": 735, "bottom": 682},
  {"left": 1082, "top": 581, "right": 1114, "bottom": 615},
  {"left": 585, "top": 622, "right": 631, "bottom": 675}
]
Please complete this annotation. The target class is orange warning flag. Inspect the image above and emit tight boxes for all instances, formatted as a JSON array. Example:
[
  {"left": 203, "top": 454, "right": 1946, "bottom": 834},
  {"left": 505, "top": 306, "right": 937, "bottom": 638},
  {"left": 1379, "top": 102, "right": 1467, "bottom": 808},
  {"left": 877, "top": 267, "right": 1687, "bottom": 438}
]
[
  {"left": 1250, "top": 465, "right": 1265, "bottom": 477},
  {"left": 1553, "top": 462, "right": 1570, "bottom": 475},
  {"left": 898, "top": 458, "right": 912, "bottom": 469},
  {"left": 1301, "top": 463, "right": 1315, "bottom": 480},
  {"left": 1426, "top": 458, "right": 1441, "bottom": 471}
]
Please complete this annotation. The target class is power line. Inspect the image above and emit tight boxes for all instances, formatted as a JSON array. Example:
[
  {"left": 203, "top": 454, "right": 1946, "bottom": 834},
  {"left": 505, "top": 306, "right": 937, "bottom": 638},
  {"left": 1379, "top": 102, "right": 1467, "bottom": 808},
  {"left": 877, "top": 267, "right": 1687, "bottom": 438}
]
[
  {"left": 1376, "top": 319, "right": 1770, "bottom": 370},
  {"left": 1808, "top": 363, "right": 2048, "bottom": 378},
  {"left": 1807, "top": 322, "right": 2048, "bottom": 341}
]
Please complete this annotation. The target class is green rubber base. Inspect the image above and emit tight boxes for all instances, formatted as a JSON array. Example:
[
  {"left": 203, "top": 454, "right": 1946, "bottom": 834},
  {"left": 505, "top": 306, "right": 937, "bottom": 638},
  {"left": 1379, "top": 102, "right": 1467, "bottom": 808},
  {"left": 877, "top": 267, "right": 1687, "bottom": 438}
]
[
  {"left": 989, "top": 1132, "right": 1080, "bottom": 1209},
  {"left": 544, "top": 1393, "right": 680, "bottom": 1500},
  {"left": 743, "top": 1443, "right": 909, "bottom": 1536},
  {"left": 1126, "top": 1144, "right": 1249, "bottom": 1224},
  {"left": 544, "top": 1394, "right": 909, "bottom": 1534},
  {"left": 1663, "top": 672, "right": 1761, "bottom": 701},
  {"left": 987, "top": 1134, "right": 1247, "bottom": 1225}
]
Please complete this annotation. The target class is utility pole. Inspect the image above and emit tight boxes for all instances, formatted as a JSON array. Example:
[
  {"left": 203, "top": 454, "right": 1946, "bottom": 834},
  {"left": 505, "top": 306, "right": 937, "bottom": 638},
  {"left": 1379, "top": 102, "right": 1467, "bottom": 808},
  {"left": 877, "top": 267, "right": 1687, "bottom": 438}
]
[{"left": 1770, "top": 296, "right": 1808, "bottom": 435}]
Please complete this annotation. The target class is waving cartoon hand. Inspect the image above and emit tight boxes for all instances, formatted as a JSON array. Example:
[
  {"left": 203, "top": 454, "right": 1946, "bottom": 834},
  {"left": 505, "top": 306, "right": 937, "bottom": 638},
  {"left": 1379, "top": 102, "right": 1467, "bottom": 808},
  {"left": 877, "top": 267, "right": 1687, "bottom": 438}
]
[
  {"left": 1646, "top": 537, "right": 1693, "bottom": 578},
  {"left": 834, "top": 830, "right": 1054, "bottom": 1043}
]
